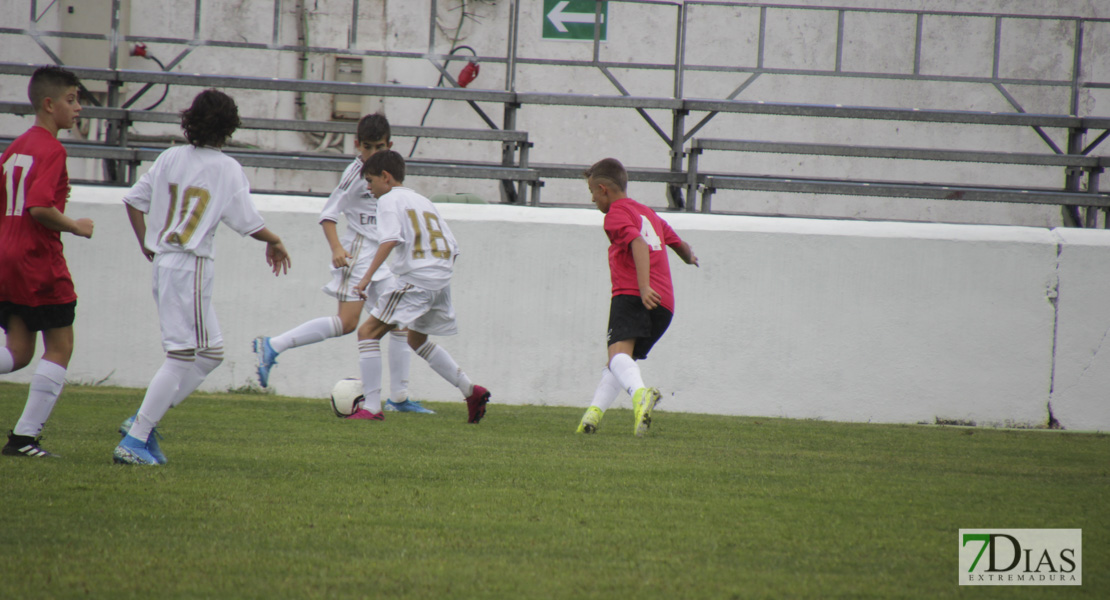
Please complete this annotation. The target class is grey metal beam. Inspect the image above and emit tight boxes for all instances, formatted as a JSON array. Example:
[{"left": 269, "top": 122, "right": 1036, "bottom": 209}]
[
  {"left": 992, "top": 83, "right": 1064, "bottom": 154},
  {"left": 2, "top": 40, "right": 1105, "bottom": 88},
  {"left": 226, "top": 151, "right": 538, "bottom": 180},
  {"left": 682, "top": 98, "right": 1084, "bottom": 127},
  {"left": 2, "top": 62, "right": 1095, "bottom": 130},
  {"left": 532, "top": 163, "right": 687, "bottom": 184},
  {"left": 596, "top": 66, "right": 673, "bottom": 146},
  {"left": 691, "top": 138, "right": 1109, "bottom": 167},
  {"left": 1081, "top": 117, "right": 1110, "bottom": 129},
  {"left": 514, "top": 92, "right": 683, "bottom": 110},
  {"left": 703, "top": 175, "right": 1110, "bottom": 207},
  {"left": 114, "top": 69, "right": 517, "bottom": 102},
  {"left": 1, "top": 63, "right": 516, "bottom": 103},
  {"left": 0, "top": 102, "right": 529, "bottom": 142},
  {"left": 0, "top": 137, "right": 540, "bottom": 182},
  {"left": 683, "top": 2, "right": 1110, "bottom": 24}
]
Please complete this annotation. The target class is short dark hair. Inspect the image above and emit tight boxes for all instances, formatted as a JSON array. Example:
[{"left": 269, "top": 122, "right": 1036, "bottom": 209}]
[
  {"left": 362, "top": 149, "right": 406, "bottom": 183},
  {"left": 28, "top": 65, "right": 81, "bottom": 111},
  {"left": 584, "top": 158, "right": 628, "bottom": 192},
  {"left": 181, "top": 89, "right": 241, "bottom": 148},
  {"left": 357, "top": 113, "right": 390, "bottom": 143}
]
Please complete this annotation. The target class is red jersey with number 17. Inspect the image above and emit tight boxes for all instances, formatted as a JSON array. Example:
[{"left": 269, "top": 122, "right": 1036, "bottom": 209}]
[
  {"left": 603, "top": 197, "right": 682, "bottom": 312},
  {"left": 0, "top": 126, "right": 75, "bottom": 306}
]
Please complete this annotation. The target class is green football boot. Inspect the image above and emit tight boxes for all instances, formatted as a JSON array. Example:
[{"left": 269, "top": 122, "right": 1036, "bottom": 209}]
[
  {"left": 632, "top": 387, "right": 661, "bottom": 437},
  {"left": 576, "top": 406, "right": 604, "bottom": 434}
]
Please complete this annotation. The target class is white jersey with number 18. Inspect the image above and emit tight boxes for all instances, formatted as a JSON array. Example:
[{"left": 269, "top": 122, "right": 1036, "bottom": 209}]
[
  {"left": 376, "top": 186, "right": 459, "bottom": 291},
  {"left": 123, "top": 145, "right": 265, "bottom": 258}
]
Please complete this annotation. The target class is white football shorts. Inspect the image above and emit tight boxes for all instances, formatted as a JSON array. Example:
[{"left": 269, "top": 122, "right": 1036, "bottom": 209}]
[
  {"left": 321, "top": 234, "right": 393, "bottom": 311},
  {"left": 370, "top": 279, "right": 458, "bottom": 336},
  {"left": 151, "top": 252, "right": 222, "bottom": 352}
]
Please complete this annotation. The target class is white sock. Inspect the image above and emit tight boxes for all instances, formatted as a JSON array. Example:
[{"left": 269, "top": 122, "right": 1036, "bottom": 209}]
[
  {"left": 416, "top": 341, "right": 473, "bottom": 397},
  {"left": 590, "top": 367, "right": 623, "bottom": 412},
  {"left": 608, "top": 353, "right": 645, "bottom": 396},
  {"left": 357, "top": 339, "right": 383, "bottom": 414},
  {"left": 130, "top": 353, "right": 194, "bottom": 443},
  {"left": 13, "top": 360, "right": 66, "bottom": 437},
  {"left": 171, "top": 348, "right": 223, "bottom": 408},
  {"left": 387, "top": 330, "right": 411, "bottom": 401},
  {"left": 269, "top": 316, "right": 342, "bottom": 354},
  {"left": 0, "top": 348, "right": 14, "bottom": 374}
]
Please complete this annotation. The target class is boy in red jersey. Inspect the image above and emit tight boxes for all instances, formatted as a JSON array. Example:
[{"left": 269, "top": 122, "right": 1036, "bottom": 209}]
[
  {"left": 1, "top": 65, "right": 95, "bottom": 458},
  {"left": 577, "top": 158, "right": 698, "bottom": 436}
]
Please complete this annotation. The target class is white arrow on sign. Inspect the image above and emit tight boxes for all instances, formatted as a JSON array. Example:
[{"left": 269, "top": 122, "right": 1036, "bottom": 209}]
[{"left": 547, "top": 1, "right": 605, "bottom": 34}]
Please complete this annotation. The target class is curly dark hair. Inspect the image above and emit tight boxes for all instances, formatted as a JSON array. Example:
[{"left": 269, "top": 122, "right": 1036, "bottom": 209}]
[{"left": 181, "top": 89, "right": 240, "bottom": 147}]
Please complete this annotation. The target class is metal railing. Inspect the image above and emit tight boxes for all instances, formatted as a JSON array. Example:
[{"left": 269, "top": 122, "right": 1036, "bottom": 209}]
[{"left": 3, "top": 1, "right": 1110, "bottom": 224}]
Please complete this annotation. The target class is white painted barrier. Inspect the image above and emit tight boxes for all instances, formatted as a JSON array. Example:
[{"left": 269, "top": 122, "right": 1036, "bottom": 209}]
[
  {"left": 4, "top": 185, "right": 1107, "bottom": 431},
  {"left": 1049, "top": 229, "right": 1110, "bottom": 430}
]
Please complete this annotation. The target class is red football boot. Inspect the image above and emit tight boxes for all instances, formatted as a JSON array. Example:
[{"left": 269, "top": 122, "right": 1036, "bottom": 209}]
[{"left": 464, "top": 385, "right": 491, "bottom": 424}]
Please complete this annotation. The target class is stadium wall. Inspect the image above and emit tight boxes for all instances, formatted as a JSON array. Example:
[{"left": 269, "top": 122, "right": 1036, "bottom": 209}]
[{"left": 9, "top": 185, "right": 1108, "bottom": 432}]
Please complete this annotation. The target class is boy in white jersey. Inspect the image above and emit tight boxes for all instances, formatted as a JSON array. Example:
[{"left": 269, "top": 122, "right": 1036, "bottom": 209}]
[
  {"left": 114, "top": 89, "right": 292, "bottom": 465},
  {"left": 251, "top": 114, "right": 430, "bottom": 415},
  {"left": 353, "top": 150, "right": 490, "bottom": 423}
]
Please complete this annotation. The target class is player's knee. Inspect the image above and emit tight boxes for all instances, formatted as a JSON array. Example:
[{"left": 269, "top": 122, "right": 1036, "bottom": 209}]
[
  {"left": 166, "top": 348, "right": 196, "bottom": 363},
  {"left": 357, "top": 318, "right": 389, "bottom": 341},
  {"left": 407, "top": 333, "right": 428, "bottom": 351},
  {"left": 40, "top": 342, "right": 74, "bottom": 367},
  {"left": 356, "top": 320, "right": 374, "bottom": 340},
  {"left": 197, "top": 347, "right": 224, "bottom": 374},
  {"left": 8, "top": 349, "right": 34, "bottom": 371},
  {"left": 340, "top": 317, "right": 359, "bottom": 335},
  {"left": 198, "top": 347, "right": 224, "bottom": 363}
]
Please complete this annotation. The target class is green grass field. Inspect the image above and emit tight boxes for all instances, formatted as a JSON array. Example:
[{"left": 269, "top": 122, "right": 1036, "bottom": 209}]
[{"left": 1, "top": 381, "right": 1107, "bottom": 599}]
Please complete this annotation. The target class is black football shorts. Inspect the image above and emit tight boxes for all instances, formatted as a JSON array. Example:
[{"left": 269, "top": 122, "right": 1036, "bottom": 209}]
[
  {"left": 0, "top": 301, "right": 77, "bottom": 333},
  {"left": 606, "top": 294, "right": 673, "bottom": 360}
]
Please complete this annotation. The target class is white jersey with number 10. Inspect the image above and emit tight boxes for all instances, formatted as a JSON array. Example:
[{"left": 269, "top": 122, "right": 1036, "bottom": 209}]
[
  {"left": 376, "top": 186, "right": 459, "bottom": 291},
  {"left": 123, "top": 145, "right": 265, "bottom": 258}
]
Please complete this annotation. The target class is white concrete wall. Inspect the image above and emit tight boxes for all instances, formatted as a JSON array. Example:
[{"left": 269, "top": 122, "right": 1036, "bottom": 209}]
[
  {"left": 1049, "top": 228, "right": 1110, "bottom": 429},
  {"left": 5, "top": 184, "right": 1106, "bottom": 432}
]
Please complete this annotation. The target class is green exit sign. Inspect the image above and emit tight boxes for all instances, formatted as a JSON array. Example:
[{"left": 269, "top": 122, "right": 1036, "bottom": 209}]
[{"left": 542, "top": 0, "right": 608, "bottom": 41}]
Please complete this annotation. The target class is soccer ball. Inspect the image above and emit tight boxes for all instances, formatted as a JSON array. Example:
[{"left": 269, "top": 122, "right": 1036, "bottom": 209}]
[{"left": 330, "top": 378, "right": 364, "bottom": 417}]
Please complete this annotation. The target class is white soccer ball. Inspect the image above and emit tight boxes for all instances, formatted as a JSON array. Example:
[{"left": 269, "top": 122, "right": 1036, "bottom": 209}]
[{"left": 330, "top": 378, "right": 364, "bottom": 417}]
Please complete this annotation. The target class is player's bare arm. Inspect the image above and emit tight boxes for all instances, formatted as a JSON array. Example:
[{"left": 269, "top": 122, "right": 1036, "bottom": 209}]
[
  {"left": 354, "top": 240, "right": 399, "bottom": 299},
  {"left": 321, "top": 219, "right": 352, "bottom": 268},
  {"left": 124, "top": 204, "right": 155, "bottom": 261},
  {"left": 670, "top": 240, "right": 699, "bottom": 267},
  {"left": 630, "top": 237, "right": 661, "bottom": 310},
  {"left": 28, "top": 205, "right": 93, "bottom": 239},
  {"left": 250, "top": 227, "right": 292, "bottom": 276}
]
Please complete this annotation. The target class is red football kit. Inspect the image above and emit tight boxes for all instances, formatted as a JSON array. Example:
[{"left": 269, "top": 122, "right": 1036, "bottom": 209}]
[
  {"left": 0, "top": 126, "right": 75, "bottom": 307},
  {"left": 603, "top": 197, "right": 682, "bottom": 312}
]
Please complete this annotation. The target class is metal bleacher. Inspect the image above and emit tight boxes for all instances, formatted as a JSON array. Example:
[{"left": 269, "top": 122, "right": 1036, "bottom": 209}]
[
  {"left": 0, "top": 97, "right": 539, "bottom": 201},
  {"left": 4, "top": 1, "right": 1110, "bottom": 225},
  {"left": 686, "top": 106, "right": 1110, "bottom": 224}
]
